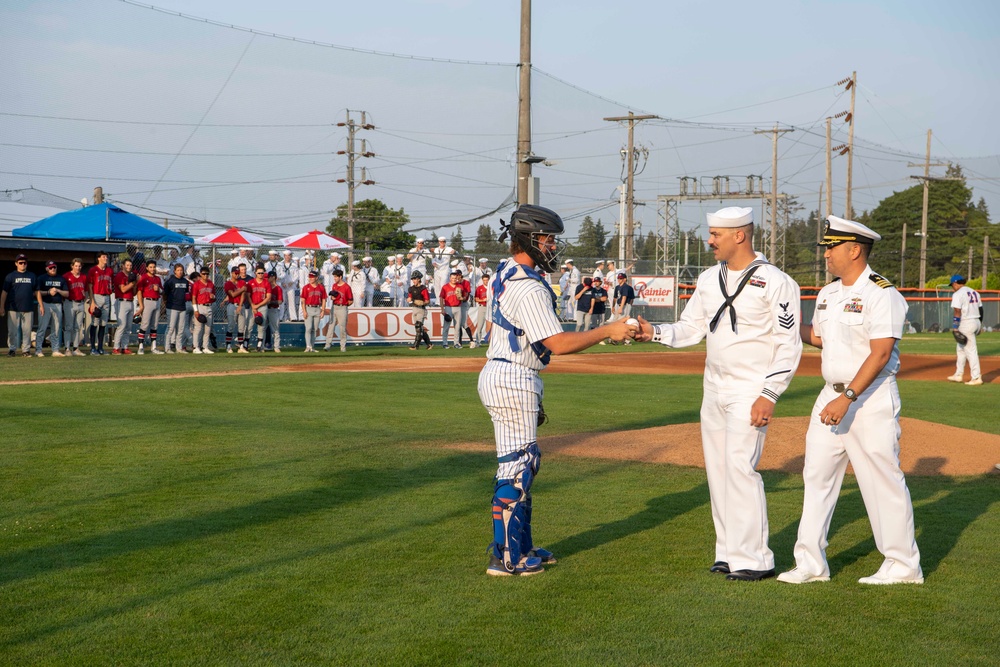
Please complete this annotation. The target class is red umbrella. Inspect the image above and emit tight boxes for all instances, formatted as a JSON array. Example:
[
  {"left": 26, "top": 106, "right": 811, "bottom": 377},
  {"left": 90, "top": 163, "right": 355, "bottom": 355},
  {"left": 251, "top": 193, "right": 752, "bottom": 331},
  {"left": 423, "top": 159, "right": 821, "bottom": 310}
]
[
  {"left": 280, "top": 230, "right": 350, "bottom": 250},
  {"left": 197, "top": 227, "right": 270, "bottom": 246}
]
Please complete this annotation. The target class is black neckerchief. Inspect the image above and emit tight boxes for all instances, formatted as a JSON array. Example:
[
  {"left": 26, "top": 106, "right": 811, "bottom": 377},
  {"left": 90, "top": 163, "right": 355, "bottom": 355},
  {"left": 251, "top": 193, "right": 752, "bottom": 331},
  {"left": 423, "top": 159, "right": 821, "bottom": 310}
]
[{"left": 709, "top": 259, "right": 767, "bottom": 334}]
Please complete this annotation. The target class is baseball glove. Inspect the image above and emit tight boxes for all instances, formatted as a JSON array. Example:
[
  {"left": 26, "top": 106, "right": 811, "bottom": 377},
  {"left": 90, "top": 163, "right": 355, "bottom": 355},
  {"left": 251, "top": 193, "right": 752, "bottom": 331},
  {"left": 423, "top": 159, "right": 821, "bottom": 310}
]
[
  {"left": 196, "top": 313, "right": 208, "bottom": 324},
  {"left": 443, "top": 312, "right": 453, "bottom": 323},
  {"left": 952, "top": 329, "right": 968, "bottom": 345},
  {"left": 413, "top": 299, "right": 426, "bottom": 307},
  {"left": 537, "top": 402, "right": 548, "bottom": 427}
]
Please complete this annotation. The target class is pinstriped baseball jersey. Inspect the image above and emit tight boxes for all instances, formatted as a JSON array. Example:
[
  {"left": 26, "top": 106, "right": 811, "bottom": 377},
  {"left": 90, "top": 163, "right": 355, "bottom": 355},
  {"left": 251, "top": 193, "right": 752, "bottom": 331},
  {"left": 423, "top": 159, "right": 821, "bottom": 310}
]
[{"left": 485, "top": 260, "right": 563, "bottom": 371}]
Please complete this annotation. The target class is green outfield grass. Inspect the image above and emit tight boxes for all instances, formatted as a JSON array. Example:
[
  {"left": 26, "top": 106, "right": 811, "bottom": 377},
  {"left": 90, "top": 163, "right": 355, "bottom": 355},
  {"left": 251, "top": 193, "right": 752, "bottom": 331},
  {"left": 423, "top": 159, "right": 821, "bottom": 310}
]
[{"left": 1, "top": 368, "right": 998, "bottom": 666}]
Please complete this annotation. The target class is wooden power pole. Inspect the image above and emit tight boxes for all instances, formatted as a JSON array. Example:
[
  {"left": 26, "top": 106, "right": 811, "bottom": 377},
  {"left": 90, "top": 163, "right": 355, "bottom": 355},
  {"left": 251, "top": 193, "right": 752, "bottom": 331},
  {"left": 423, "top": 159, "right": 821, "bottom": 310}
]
[
  {"left": 845, "top": 71, "right": 856, "bottom": 218},
  {"left": 755, "top": 124, "right": 794, "bottom": 263},
  {"left": 336, "top": 111, "right": 375, "bottom": 262},
  {"left": 907, "top": 129, "right": 948, "bottom": 288},
  {"left": 516, "top": 0, "right": 532, "bottom": 205},
  {"left": 604, "top": 112, "right": 657, "bottom": 264}
]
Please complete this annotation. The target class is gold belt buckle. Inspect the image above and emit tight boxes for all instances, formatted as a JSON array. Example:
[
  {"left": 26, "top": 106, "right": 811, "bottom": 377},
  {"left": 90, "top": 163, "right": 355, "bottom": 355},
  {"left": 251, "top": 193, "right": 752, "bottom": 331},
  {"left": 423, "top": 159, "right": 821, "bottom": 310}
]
[{"left": 832, "top": 383, "right": 846, "bottom": 393}]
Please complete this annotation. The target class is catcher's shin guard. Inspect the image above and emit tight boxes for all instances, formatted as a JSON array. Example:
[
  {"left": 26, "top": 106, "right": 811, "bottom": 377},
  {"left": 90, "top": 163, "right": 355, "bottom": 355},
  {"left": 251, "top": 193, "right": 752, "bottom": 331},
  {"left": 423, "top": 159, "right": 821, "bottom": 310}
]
[
  {"left": 491, "top": 443, "right": 542, "bottom": 572},
  {"left": 413, "top": 320, "right": 425, "bottom": 348}
]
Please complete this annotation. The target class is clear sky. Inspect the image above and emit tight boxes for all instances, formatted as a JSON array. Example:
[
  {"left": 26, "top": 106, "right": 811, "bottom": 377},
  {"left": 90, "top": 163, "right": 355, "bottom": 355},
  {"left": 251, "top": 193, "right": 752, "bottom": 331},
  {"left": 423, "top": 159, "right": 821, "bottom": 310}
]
[{"left": 2, "top": 0, "right": 997, "bottom": 244}]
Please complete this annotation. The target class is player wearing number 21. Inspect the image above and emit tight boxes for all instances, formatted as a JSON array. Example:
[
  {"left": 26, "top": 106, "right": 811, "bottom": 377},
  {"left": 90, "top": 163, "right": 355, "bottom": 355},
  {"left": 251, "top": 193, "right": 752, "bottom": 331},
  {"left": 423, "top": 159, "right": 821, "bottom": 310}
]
[
  {"left": 634, "top": 206, "right": 803, "bottom": 582},
  {"left": 776, "top": 215, "right": 923, "bottom": 586},
  {"left": 479, "top": 205, "right": 637, "bottom": 577}
]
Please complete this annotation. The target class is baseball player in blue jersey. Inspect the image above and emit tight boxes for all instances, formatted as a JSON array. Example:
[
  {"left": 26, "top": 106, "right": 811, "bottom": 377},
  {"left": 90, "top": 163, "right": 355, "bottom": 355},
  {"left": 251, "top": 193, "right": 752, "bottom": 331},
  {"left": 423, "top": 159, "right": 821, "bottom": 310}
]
[{"left": 479, "top": 204, "right": 637, "bottom": 576}]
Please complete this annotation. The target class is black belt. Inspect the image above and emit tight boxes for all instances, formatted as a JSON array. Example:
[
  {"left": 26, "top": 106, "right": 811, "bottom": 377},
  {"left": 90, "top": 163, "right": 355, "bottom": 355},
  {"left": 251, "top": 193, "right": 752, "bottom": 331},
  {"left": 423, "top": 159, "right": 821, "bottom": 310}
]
[{"left": 488, "top": 358, "right": 511, "bottom": 364}]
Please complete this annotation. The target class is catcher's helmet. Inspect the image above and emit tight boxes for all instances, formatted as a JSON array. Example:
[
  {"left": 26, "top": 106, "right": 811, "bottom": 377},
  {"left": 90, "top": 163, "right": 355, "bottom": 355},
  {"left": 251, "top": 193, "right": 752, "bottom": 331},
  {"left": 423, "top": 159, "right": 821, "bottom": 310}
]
[
  {"left": 499, "top": 204, "right": 565, "bottom": 273},
  {"left": 411, "top": 270, "right": 423, "bottom": 280},
  {"left": 196, "top": 313, "right": 208, "bottom": 324},
  {"left": 254, "top": 312, "right": 264, "bottom": 326}
]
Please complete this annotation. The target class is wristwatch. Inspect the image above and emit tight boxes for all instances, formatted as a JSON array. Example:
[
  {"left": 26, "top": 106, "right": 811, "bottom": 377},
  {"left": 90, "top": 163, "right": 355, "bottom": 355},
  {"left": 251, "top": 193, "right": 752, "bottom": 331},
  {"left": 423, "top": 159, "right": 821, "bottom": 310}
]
[{"left": 844, "top": 387, "right": 858, "bottom": 402}]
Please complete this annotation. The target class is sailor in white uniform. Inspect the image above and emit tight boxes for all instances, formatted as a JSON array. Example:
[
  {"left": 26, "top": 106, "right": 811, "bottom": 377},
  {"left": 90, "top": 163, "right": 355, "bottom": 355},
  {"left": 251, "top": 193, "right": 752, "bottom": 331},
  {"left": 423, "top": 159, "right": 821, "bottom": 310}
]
[
  {"left": 777, "top": 216, "right": 923, "bottom": 586},
  {"left": 636, "top": 206, "right": 803, "bottom": 581}
]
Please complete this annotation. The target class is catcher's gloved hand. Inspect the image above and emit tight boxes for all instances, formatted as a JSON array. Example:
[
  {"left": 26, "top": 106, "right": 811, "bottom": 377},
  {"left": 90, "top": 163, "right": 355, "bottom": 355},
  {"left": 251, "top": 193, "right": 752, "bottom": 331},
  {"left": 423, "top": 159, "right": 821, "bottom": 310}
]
[
  {"left": 443, "top": 312, "right": 453, "bottom": 323},
  {"left": 537, "top": 402, "right": 548, "bottom": 427},
  {"left": 952, "top": 329, "right": 968, "bottom": 345}
]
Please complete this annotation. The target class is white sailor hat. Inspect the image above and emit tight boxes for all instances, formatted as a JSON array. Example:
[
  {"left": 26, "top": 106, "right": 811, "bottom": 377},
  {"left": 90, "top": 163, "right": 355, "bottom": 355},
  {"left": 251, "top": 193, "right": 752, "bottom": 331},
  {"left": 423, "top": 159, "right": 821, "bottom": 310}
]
[
  {"left": 363, "top": 256, "right": 372, "bottom": 262},
  {"left": 451, "top": 259, "right": 461, "bottom": 267},
  {"left": 596, "top": 259, "right": 605, "bottom": 265},
  {"left": 395, "top": 253, "right": 404, "bottom": 259},
  {"left": 331, "top": 251, "right": 341, "bottom": 257},
  {"left": 478, "top": 257, "right": 488, "bottom": 263},
  {"left": 415, "top": 237, "right": 424, "bottom": 243},
  {"left": 565, "top": 258, "right": 574, "bottom": 264},
  {"left": 818, "top": 215, "right": 881, "bottom": 246},
  {"left": 268, "top": 249, "right": 278, "bottom": 255},
  {"left": 438, "top": 236, "right": 447, "bottom": 241},
  {"left": 230, "top": 249, "right": 239, "bottom": 255},
  {"left": 706, "top": 206, "right": 753, "bottom": 228},
  {"left": 282, "top": 249, "right": 293, "bottom": 255},
  {"left": 241, "top": 246, "right": 251, "bottom": 251},
  {"left": 351, "top": 260, "right": 361, "bottom": 266}
]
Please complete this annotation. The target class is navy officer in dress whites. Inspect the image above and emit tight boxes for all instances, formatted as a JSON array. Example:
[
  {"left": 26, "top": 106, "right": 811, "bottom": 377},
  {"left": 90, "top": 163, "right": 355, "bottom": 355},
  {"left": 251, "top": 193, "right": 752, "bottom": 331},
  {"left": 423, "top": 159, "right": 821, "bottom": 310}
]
[
  {"left": 635, "top": 206, "right": 803, "bottom": 581},
  {"left": 777, "top": 216, "right": 923, "bottom": 585}
]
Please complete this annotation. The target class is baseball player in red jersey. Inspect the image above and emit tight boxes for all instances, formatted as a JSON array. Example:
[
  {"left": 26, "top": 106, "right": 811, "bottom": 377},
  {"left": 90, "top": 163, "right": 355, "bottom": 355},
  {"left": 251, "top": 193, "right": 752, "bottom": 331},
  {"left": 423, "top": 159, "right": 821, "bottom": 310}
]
[
  {"left": 473, "top": 271, "right": 490, "bottom": 347},
  {"left": 300, "top": 269, "right": 326, "bottom": 352},
  {"left": 438, "top": 268, "right": 464, "bottom": 348},
  {"left": 249, "top": 267, "right": 272, "bottom": 352},
  {"left": 190, "top": 267, "right": 216, "bottom": 353},
  {"left": 266, "top": 271, "right": 283, "bottom": 352},
  {"left": 112, "top": 258, "right": 138, "bottom": 354},
  {"left": 235, "top": 264, "right": 254, "bottom": 352},
  {"left": 135, "top": 259, "right": 164, "bottom": 354},
  {"left": 223, "top": 266, "right": 245, "bottom": 353},
  {"left": 62, "top": 259, "right": 88, "bottom": 356},
  {"left": 323, "top": 268, "right": 353, "bottom": 352},
  {"left": 86, "top": 251, "right": 115, "bottom": 354}
]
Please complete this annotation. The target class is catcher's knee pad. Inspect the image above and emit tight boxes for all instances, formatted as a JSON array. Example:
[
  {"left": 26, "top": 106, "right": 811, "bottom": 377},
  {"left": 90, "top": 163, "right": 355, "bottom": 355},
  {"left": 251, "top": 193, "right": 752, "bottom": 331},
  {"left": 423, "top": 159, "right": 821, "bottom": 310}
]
[{"left": 491, "top": 480, "right": 528, "bottom": 572}]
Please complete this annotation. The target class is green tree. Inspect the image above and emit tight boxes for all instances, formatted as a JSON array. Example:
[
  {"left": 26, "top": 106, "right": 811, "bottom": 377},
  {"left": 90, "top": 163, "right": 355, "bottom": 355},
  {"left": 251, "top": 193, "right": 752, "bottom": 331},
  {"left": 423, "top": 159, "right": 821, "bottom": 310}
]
[
  {"left": 450, "top": 229, "right": 464, "bottom": 255},
  {"left": 574, "top": 216, "right": 608, "bottom": 260},
  {"left": 473, "top": 223, "right": 507, "bottom": 257},
  {"left": 327, "top": 199, "right": 414, "bottom": 251},
  {"left": 865, "top": 165, "right": 999, "bottom": 286}
]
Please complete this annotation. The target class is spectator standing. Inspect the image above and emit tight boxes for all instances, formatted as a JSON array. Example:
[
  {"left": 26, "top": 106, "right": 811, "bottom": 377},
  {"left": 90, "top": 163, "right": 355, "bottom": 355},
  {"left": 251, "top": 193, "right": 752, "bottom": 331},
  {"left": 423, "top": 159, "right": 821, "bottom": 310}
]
[
  {"left": 407, "top": 238, "right": 431, "bottom": 278},
  {"left": 34, "top": 261, "right": 67, "bottom": 356},
  {"left": 360, "top": 256, "right": 379, "bottom": 307},
  {"left": 278, "top": 250, "right": 300, "bottom": 321},
  {"left": 112, "top": 258, "right": 138, "bottom": 355},
  {"left": 612, "top": 272, "right": 635, "bottom": 322},
  {"left": 564, "top": 259, "right": 581, "bottom": 319},
  {"left": 574, "top": 277, "right": 594, "bottom": 332},
  {"left": 590, "top": 277, "right": 608, "bottom": 330},
  {"left": 431, "top": 236, "right": 455, "bottom": 305},
  {"left": 62, "top": 259, "right": 87, "bottom": 356},
  {"left": 2, "top": 255, "right": 36, "bottom": 357},
  {"left": 162, "top": 263, "right": 190, "bottom": 354},
  {"left": 347, "top": 260, "right": 366, "bottom": 310}
]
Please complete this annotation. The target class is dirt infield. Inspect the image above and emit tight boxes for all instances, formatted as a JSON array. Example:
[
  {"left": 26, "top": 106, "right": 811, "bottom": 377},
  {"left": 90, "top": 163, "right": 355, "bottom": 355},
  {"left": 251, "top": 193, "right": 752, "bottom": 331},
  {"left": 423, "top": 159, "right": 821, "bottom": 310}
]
[
  {"left": 4, "top": 351, "right": 996, "bottom": 475},
  {"left": 288, "top": 351, "right": 1000, "bottom": 382}
]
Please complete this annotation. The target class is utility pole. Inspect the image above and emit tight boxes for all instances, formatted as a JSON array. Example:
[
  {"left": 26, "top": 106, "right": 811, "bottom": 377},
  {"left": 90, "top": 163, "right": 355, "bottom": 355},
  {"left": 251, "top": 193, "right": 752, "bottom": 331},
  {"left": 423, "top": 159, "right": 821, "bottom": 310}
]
[
  {"left": 968, "top": 246, "right": 974, "bottom": 280},
  {"left": 845, "top": 71, "right": 856, "bottom": 218},
  {"left": 754, "top": 124, "right": 794, "bottom": 262},
  {"left": 516, "top": 0, "right": 532, "bottom": 205},
  {"left": 983, "top": 236, "right": 990, "bottom": 289},
  {"left": 825, "top": 117, "right": 833, "bottom": 283},
  {"left": 900, "top": 222, "right": 907, "bottom": 288},
  {"left": 907, "top": 129, "right": 948, "bottom": 288},
  {"left": 93, "top": 186, "right": 104, "bottom": 204},
  {"left": 816, "top": 182, "right": 823, "bottom": 285},
  {"left": 604, "top": 111, "right": 657, "bottom": 264},
  {"left": 336, "top": 110, "right": 375, "bottom": 262}
]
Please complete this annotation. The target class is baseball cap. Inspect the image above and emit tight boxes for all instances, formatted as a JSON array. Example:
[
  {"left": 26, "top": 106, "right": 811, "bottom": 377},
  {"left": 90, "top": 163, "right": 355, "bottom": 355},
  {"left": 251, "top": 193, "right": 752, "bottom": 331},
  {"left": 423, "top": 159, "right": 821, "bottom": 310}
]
[
  {"left": 45, "top": 260, "right": 57, "bottom": 268},
  {"left": 951, "top": 274, "right": 966, "bottom": 284},
  {"left": 451, "top": 268, "right": 463, "bottom": 275},
  {"left": 15, "top": 253, "right": 28, "bottom": 261},
  {"left": 308, "top": 268, "right": 318, "bottom": 276}
]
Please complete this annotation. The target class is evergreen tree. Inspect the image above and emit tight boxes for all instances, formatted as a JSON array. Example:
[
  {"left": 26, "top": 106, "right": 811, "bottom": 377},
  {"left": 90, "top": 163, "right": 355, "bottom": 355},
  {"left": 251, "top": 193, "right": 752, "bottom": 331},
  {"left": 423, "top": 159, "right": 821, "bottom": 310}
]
[
  {"left": 450, "top": 229, "right": 464, "bottom": 254},
  {"left": 473, "top": 223, "right": 507, "bottom": 257}
]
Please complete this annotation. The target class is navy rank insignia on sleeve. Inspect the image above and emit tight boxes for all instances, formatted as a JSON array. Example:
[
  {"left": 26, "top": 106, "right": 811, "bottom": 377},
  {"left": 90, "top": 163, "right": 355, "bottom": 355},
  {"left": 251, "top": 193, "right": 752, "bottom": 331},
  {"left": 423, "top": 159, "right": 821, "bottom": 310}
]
[
  {"left": 778, "top": 302, "right": 795, "bottom": 329},
  {"left": 868, "top": 272, "right": 893, "bottom": 289}
]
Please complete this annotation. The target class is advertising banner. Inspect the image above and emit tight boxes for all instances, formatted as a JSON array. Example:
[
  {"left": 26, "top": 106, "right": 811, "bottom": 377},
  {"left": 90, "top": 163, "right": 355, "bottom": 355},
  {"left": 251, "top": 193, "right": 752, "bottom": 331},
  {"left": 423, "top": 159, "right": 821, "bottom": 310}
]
[{"left": 630, "top": 276, "right": 676, "bottom": 307}]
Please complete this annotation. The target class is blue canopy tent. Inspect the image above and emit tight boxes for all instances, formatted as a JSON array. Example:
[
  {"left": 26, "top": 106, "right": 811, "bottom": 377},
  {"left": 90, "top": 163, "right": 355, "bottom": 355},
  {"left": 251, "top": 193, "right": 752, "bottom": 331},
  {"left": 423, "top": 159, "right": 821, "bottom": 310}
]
[{"left": 12, "top": 203, "right": 193, "bottom": 244}]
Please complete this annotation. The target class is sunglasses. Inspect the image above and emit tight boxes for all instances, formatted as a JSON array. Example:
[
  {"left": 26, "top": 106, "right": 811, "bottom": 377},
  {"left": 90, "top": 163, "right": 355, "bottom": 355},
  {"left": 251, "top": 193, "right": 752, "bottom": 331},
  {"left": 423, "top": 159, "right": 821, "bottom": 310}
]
[{"left": 16, "top": 260, "right": 27, "bottom": 265}]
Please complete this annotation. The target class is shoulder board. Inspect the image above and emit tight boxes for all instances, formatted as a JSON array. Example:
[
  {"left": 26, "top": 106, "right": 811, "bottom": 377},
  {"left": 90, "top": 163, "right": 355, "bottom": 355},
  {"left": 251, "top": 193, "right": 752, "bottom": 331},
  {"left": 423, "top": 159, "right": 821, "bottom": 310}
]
[{"left": 868, "top": 272, "right": 894, "bottom": 289}]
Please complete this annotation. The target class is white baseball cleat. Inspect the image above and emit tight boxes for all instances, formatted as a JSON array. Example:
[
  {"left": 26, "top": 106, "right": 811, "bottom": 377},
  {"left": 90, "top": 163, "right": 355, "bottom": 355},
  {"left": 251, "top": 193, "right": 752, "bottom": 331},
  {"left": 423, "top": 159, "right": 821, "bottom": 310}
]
[
  {"left": 946, "top": 374, "right": 964, "bottom": 383},
  {"left": 966, "top": 377, "right": 983, "bottom": 386},
  {"left": 776, "top": 568, "right": 830, "bottom": 584},
  {"left": 858, "top": 560, "right": 923, "bottom": 585}
]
